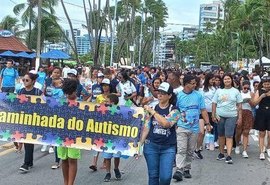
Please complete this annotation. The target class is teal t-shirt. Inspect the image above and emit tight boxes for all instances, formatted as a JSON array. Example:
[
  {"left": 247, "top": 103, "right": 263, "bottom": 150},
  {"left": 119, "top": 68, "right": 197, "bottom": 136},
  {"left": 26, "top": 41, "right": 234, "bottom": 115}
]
[
  {"left": 176, "top": 90, "right": 206, "bottom": 133},
  {"left": 212, "top": 87, "right": 242, "bottom": 118},
  {"left": 0, "top": 67, "right": 19, "bottom": 87}
]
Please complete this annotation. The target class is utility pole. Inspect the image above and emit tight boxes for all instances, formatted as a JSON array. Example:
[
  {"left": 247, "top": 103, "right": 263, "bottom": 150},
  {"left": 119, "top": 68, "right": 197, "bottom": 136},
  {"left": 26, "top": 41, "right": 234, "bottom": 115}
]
[
  {"left": 152, "top": 17, "right": 156, "bottom": 66},
  {"left": 138, "top": 1, "right": 144, "bottom": 66},
  {"left": 109, "top": 0, "right": 117, "bottom": 67},
  {"left": 35, "top": 0, "right": 42, "bottom": 71}
]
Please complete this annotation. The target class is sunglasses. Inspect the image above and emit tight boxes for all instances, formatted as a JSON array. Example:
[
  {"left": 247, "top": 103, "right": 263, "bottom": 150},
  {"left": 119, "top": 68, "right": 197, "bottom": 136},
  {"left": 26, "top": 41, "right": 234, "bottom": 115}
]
[
  {"left": 22, "top": 79, "right": 30, "bottom": 82},
  {"left": 243, "top": 87, "right": 250, "bottom": 90}
]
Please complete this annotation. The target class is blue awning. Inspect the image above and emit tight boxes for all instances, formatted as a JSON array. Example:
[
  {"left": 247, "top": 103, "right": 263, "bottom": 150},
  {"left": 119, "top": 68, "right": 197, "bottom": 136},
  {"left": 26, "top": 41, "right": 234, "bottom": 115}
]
[
  {"left": 41, "top": 50, "right": 70, "bottom": 60},
  {"left": 15, "top": 51, "right": 32, "bottom": 58},
  {"left": 0, "top": 50, "right": 17, "bottom": 57}
]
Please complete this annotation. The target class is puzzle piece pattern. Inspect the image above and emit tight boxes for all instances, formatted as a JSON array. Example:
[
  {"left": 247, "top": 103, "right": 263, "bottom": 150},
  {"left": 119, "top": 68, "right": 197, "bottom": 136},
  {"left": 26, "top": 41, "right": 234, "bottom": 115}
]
[{"left": 0, "top": 93, "right": 143, "bottom": 156}]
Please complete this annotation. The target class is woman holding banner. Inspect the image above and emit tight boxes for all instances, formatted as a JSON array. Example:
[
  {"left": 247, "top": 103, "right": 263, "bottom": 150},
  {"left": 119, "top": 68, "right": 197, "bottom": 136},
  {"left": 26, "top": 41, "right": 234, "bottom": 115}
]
[
  {"left": 18, "top": 72, "right": 43, "bottom": 173},
  {"left": 140, "top": 82, "right": 180, "bottom": 185}
]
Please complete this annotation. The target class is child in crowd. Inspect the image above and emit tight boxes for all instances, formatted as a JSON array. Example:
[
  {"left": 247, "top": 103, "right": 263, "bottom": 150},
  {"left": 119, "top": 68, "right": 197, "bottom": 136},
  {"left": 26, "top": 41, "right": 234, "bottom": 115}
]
[
  {"left": 57, "top": 79, "right": 81, "bottom": 185},
  {"left": 103, "top": 94, "right": 122, "bottom": 182},
  {"left": 51, "top": 78, "right": 64, "bottom": 169}
]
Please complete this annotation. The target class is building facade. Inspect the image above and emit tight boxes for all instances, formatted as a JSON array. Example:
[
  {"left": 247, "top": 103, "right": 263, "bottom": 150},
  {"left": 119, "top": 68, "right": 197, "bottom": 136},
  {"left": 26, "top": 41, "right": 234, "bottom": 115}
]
[
  {"left": 156, "top": 32, "right": 179, "bottom": 66},
  {"left": 180, "top": 27, "right": 199, "bottom": 41},
  {"left": 199, "top": 1, "right": 224, "bottom": 33}
]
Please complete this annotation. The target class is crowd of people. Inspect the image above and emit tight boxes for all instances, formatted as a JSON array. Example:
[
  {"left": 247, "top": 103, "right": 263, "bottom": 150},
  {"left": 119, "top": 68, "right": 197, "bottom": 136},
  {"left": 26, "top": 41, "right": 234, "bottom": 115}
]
[{"left": 0, "top": 58, "right": 269, "bottom": 185}]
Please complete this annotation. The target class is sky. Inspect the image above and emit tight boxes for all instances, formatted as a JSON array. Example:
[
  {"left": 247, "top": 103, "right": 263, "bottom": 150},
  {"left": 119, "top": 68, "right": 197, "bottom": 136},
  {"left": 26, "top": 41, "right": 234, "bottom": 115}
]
[{"left": 1, "top": 0, "right": 214, "bottom": 32}]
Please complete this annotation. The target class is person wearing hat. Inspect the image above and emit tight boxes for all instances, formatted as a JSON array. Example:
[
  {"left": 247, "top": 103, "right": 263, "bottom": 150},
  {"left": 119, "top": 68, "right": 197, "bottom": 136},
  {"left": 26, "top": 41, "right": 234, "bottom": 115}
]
[
  {"left": 140, "top": 82, "right": 180, "bottom": 185},
  {"left": 173, "top": 75, "right": 211, "bottom": 182},
  {"left": 67, "top": 68, "right": 90, "bottom": 100},
  {"left": 89, "top": 72, "right": 104, "bottom": 102},
  {"left": 89, "top": 78, "right": 111, "bottom": 172},
  {"left": 96, "top": 78, "right": 112, "bottom": 104}
]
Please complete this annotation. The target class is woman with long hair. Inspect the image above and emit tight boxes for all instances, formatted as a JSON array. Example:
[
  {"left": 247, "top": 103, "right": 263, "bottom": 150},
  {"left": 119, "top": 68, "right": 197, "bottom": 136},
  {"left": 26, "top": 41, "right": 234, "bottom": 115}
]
[
  {"left": 252, "top": 77, "right": 270, "bottom": 160},
  {"left": 140, "top": 82, "right": 180, "bottom": 185},
  {"left": 212, "top": 74, "right": 242, "bottom": 164},
  {"left": 235, "top": 80, "right": 254, "bottom": 158},
  {"left": 19, "top": 72, "right": 43, "bottom": 173}
]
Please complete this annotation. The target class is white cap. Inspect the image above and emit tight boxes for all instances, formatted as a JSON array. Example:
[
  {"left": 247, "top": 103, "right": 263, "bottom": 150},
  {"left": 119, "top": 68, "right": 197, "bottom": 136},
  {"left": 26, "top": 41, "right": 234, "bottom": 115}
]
[
  {"left": 67, "top": 69, "right": 78, "bottom": 76},
  {"left": 158, "top": 82, "right": 173, "bottom": 94},
  {"left": 29, "top": 70, "right": 37, "bottom": 74},
  {"left": 101, "top": 78, "right": 110, "bottom": 85},
  {"left": 98, "top": 72, "right": 104, "bottom": 77}
]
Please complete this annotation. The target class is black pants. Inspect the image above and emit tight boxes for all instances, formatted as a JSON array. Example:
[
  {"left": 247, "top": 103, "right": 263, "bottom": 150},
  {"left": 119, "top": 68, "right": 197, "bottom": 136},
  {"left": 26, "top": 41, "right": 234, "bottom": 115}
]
[{"left": 24, "top": 144, "right": 34, "bottom": 166}]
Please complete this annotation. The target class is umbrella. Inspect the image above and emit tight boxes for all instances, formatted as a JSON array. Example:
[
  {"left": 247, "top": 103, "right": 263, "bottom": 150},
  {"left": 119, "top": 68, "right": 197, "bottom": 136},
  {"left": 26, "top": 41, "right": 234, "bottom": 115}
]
[
  {"left": 29, "top": 53, "right": 36, "bottom": 58},
  {"left": 0, "top": 50, "right": 17, "bottom": 57},
  {"left": 15, "top": 51, "right": 32, "bottom": 58},
  {"left": 41, "top": 50, "right": 70, "bottom": 60}
]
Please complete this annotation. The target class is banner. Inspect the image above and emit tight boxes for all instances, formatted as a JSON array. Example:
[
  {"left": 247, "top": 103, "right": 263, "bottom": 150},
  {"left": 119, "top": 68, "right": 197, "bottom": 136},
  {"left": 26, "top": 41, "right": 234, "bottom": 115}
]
[{"left": 0, "top": 93, "right": 144, "bottom": 156}]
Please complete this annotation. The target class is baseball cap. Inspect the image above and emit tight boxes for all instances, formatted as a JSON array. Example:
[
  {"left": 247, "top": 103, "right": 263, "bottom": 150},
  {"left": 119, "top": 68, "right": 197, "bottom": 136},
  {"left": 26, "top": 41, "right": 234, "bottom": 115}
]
[
  {"left": 158, "top": 82, "right": 173, "bottom": 94},
  {"left": 67, "top": 69, "right": 78, "bottom": 76},
  {"left": 98, "top": 72, "right": 104, "bottom": 78},
  {"left": 101, "top": 78, "right": 110, "bottom": 85}
]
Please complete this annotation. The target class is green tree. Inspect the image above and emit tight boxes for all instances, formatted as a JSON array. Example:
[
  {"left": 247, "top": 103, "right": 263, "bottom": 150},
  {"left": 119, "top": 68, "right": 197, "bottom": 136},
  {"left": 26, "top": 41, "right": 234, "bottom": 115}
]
[{"left": 13, "top": 0, "right": 58, "bottom": 49}]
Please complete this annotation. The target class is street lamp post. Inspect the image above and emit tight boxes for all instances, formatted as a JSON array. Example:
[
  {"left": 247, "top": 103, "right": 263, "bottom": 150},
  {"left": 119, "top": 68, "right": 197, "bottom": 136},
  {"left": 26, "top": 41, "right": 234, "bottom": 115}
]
[
  {"left": 109, "top": 0, "right": 118, "bottom": 67},
  {"left": 35, "top": 0, "right": 42, "bottom": 71}
]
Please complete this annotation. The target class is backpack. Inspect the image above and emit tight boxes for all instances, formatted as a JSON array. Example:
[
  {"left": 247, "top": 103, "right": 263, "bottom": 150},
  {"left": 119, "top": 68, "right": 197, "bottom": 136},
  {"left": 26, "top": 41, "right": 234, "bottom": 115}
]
[{"left": 1, "top": 67, "right": 16, "bottom": 78}]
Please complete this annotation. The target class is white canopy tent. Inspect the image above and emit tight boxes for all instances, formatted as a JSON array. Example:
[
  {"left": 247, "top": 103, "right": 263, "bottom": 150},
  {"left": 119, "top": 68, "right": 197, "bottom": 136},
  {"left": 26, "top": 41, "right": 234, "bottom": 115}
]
[{"left": 254, "top": 56, "right": 270, "bottom": 65}]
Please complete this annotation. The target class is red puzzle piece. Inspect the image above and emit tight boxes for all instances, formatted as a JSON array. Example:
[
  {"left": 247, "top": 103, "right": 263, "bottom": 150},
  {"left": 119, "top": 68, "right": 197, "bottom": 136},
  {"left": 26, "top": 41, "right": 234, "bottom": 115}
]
[
  {"left": 17, "top": 94, "right": 28, "bottom": 103},
  {"left": 97, "top": 104, "right": 108, "bottom": 114},
  {"left": 12, "top": 131, "right": 24, "bottom": 140},
  {"left": 64, "top": 138, "right": 74, "bottom": 146}
]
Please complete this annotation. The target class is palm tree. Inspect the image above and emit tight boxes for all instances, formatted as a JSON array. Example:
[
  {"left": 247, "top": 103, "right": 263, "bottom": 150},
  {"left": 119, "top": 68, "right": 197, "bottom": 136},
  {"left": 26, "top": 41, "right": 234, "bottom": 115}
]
[{"left": 13, "top": 0, "right": 58, "bottom": 49}]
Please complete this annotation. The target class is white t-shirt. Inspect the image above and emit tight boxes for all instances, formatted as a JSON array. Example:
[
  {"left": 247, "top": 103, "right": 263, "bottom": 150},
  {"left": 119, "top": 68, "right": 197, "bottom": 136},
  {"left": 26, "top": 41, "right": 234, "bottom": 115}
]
[
  {"left": 173, "top": 86, "right": 183, "bottom": 95},
  {"left": 117, "top": 80, "right": 137, "bottom": 106},
  {"left": 62, "top": 67, "right": 70, "bottom": 78},
  {"left": 201, "top": 86, "right": 216, "bottom": 113}
]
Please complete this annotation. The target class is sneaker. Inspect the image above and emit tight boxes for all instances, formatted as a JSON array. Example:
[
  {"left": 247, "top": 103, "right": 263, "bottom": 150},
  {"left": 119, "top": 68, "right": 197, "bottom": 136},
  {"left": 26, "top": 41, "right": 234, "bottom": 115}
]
[
  {"left": 216, "top": 153, "right": 225, "bottom": 160},
  {"left": 51, "top": 163, "right": 60, "bottom": 169},
  {"left": 235, "top": 146, "right": 240, "bottom": 154},
  {"left": 260, "top": 153, "right": 265, "bottom": 160},
  {"left": 41, "top": 145, "right": 47, "bottom": 152},
  {"left": 194, "top": 150, "right": 203, "bottom": 159},
  {"left": 173, "top": 171, "right": 183, "bottom": 181},
  {"left": 183, "top": 170, "right": 192, "bottom": 178},
  {"left": 242, "top": 151, "right": 248, "bottom": 158},
  {"left": 104, "top": 173, "right": 111, "bottom": 182},
  {"left": 199, "top": 146, "right": 203, "bottom": 151},
  {"left": 114, "top": 169, "right": 122, "bottom": 180},
  {"left": 225, "top": 156, "right": 233, "bottom": 164},
  {"left": 48, "top": 147, "right": 54, "bottom": 154},
  {"left": 19, "top": 164, "right": 29, "bottom": 173},
  {"left": 214, "top": 142, "right": 219, "bottom": 148},
  {"left": 267, "top": 149, "right": 270, "bottom": 158}
]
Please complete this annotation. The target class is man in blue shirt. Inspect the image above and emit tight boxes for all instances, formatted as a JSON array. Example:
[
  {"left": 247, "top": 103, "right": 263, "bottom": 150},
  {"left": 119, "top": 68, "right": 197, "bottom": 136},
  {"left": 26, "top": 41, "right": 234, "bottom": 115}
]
[
  {"left": 0, "top": 59, "right": 19, "bottom": 93},
  {"left": 173, "top": 75, "right": 211, "bottom": 182}
]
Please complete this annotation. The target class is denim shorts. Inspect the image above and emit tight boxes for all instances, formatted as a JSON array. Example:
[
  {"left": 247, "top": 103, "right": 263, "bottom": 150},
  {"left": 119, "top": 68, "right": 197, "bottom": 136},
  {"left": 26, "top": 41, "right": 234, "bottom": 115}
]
[
  {"left": 103, "top": 152, "right": 121, "bottom": 159},
  {"left": 217, "top": 116, "right": 237, "bottom": 137}
]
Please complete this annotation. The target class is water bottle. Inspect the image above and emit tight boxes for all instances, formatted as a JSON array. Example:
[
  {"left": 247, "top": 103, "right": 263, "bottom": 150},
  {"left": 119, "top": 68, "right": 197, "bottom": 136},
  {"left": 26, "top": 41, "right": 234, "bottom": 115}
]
[
  {"left": 204, "top": 133, "right": 211, "bottom": 149},
  {"left": 209, "top": 134, "right": 215, "bottom": 151}
]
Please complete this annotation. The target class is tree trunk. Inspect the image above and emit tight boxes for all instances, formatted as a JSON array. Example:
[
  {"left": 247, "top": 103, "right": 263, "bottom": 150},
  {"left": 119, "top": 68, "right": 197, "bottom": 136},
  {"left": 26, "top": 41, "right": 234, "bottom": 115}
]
[{"left": 60, "top": 0, "right": 79, "bottom": 62}]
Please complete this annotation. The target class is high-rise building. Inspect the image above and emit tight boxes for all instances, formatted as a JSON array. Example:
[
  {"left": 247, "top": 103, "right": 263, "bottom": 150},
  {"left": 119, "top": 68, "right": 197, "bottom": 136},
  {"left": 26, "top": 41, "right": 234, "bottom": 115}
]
[
  {"left": 156, "top": 32, "right": 179, "bottom": 66},
  {"left": 180, "top": 27, "right": 199, "bottom": 40},
  {"left": 199, "top": 1, "right": 224, "bottom": 33}
]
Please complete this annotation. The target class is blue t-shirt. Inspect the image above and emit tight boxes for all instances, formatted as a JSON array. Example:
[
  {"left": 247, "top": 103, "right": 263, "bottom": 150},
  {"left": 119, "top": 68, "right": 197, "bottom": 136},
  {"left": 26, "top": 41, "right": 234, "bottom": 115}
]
[
  {"left": 52, "top": 88, "right": 64, "bottom": 99},
  {"left": 37, "top": 72, "right": 46, "bottom": 86},
  {"left": 147, "top": 104, "right": 177, "bottom": 146},
  {"left": 91, "top": 84, "right": 102, "bottom": 102},
  {"left": 176, "top": 90, "right": 206, "bottom": 133},
  {"left": 0, "top": 67, "right": 19, "bottom": 87}
]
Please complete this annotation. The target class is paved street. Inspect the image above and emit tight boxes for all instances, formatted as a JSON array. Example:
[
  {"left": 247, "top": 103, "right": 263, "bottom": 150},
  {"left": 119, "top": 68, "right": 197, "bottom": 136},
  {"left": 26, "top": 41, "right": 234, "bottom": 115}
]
[{"left": 0, "top": 132, "right": 270, "bottom": 185}]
